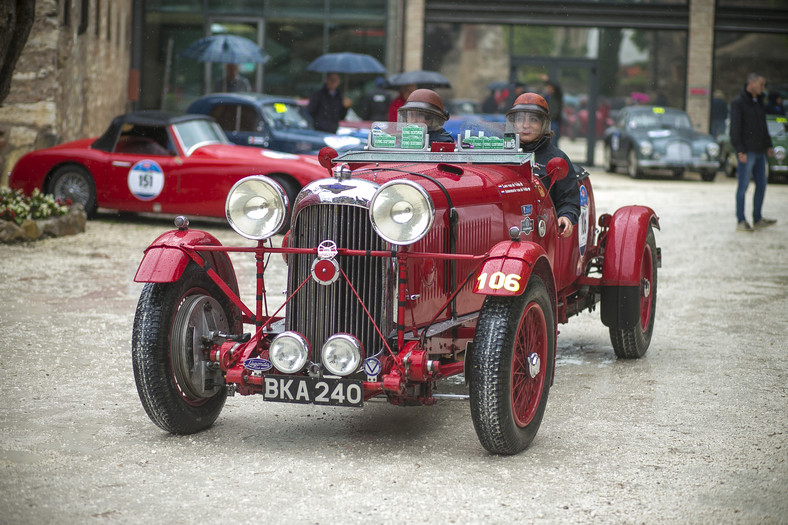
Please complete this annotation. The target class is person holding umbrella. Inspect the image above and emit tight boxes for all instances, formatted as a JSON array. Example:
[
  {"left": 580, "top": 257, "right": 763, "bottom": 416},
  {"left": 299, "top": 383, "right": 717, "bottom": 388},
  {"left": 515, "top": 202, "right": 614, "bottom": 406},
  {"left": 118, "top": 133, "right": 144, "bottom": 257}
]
[
  {"left": 214, "top": 63, "right": 251, "bottom": 93},
  {"left": 307, "top": 72, "right": 353, "bottom": 133}
]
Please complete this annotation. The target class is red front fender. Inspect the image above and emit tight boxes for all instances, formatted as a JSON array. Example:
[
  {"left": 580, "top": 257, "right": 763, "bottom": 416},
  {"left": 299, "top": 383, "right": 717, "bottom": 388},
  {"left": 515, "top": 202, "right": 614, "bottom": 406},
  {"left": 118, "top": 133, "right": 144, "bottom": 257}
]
[
  {"left": 601, "top": 205, "right": 660, "bottom": 286},
  {"left": 473, "top": 240, "right": 550, "bottom": 296},
  {"left": 134, "top": 229, "right": 238, "bottom": 295}
]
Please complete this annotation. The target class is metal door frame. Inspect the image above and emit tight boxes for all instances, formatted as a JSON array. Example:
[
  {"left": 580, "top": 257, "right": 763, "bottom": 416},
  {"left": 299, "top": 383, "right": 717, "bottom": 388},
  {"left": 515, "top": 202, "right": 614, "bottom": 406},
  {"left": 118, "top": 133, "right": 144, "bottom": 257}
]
[{"left": 203, "top": 16, "right": 266, "bottom": 94}]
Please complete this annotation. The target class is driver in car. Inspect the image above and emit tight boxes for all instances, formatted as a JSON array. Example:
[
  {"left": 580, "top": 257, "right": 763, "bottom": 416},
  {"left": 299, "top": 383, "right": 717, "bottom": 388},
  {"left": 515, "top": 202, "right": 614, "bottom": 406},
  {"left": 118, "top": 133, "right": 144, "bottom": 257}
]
[
  {"left": 507, "top": 92, "right": 580, "bottom": 237},
  {"left": 397, "top": 88, "right": 455, "bottom": 145}
]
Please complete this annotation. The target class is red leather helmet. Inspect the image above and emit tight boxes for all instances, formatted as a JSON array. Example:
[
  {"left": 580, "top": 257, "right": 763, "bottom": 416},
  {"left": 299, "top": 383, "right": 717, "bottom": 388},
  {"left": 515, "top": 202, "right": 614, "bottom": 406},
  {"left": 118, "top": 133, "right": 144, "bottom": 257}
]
[
  {"left": 398, "top": 88, "right": 450, "bottom": 122},
  {"left": 507, "top": 92, "right": 550, "bottom": 118},
  {"left": 506, "top": 92, "right": 551, "bottom": 137}
]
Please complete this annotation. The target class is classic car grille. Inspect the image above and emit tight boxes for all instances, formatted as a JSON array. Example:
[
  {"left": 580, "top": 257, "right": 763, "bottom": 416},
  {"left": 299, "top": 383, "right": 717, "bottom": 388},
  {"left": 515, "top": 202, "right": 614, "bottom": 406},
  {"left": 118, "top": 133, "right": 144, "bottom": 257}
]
[
  {"left": 286, "top": 204, "right": 392, "bottom": 362},
  {"left": 665, "top": 141, "right": 692, "bottom": 161}
]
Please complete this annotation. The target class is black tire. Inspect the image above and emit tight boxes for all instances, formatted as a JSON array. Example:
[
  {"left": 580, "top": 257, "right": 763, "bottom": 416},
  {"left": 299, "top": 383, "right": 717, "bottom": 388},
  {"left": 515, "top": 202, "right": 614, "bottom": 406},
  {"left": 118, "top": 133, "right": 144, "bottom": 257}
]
[
  {"left": 132, "top": 262, "right": 239, "bottom": 434},
  {"left": 700, "top": 169, "right": 716, "bottom": 182},
  {"left": 269, "top": 175, "right": 300, "bottom": 234},
  {"left": 609, "top": 227, "right": 657, "bottom": 359},
  {"left": 469, "top": 276, "right": 555, "bottom": 455},
  {"left": 604, "top": 145, "right": 617, "bottom": 173},
  {"left": 48, "top": 164, "right": 98, "bottom": 217},
  {"left": 627, "top": 149, "right": 642, "bottom": 179}
]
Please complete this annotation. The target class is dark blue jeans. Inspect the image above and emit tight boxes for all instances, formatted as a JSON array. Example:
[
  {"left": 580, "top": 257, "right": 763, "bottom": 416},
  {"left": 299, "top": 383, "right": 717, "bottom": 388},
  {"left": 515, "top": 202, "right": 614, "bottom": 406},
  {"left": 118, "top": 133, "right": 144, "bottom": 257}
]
[{"left": 736, "top": 151, "right": 767, "bottom": 224}]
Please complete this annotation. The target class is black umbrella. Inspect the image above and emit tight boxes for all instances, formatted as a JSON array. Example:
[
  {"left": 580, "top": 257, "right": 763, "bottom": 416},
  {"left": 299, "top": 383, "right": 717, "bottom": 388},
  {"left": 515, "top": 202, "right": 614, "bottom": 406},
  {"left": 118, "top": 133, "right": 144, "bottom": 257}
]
[
  {"left": 181, "top": 34, "right": 270, "bottom": 64},
  {"left": 387, "top": 70, "right": 451, "bottom": 89},
  {"left": 486, "top": 81, "right": 509, "bottom": 91},
  {"left": 306, "top": 52, "right": 386, "bottom": 74}
]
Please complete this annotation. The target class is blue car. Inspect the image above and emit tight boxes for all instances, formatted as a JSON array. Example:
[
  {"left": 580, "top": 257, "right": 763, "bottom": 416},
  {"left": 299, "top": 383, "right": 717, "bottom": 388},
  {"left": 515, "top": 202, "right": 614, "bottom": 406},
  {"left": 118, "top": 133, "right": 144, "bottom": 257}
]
[{"left": 187, "top": 93, "right": 365, "bottom": 155}]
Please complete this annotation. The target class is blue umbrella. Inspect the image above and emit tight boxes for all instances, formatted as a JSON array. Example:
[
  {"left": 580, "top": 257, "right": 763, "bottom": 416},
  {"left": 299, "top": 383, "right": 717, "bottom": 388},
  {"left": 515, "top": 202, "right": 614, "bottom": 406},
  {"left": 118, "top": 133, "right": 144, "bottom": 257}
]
[
  {"left": 181, "top": 35, "right": 270, "bottom": 64},
  {"left": 306, "top": 52, "right": 386, "bottom": 74}
]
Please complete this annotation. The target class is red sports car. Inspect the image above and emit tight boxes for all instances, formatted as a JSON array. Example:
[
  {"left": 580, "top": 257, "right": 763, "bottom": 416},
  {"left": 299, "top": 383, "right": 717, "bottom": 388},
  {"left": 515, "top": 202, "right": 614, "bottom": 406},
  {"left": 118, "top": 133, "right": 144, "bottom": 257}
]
[{"left": 8, "top": 111, "right": 328, "bottom": 224}]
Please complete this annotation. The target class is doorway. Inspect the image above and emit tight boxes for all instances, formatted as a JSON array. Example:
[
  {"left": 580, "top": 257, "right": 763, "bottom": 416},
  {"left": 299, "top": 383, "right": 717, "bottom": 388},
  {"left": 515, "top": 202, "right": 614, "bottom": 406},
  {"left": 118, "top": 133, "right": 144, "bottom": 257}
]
[
  {"left": 509, "top": 57, "right": 600, "bottom": 166},
  {"left": 204, "top": 17, "right": 266, "bottom": 94}
]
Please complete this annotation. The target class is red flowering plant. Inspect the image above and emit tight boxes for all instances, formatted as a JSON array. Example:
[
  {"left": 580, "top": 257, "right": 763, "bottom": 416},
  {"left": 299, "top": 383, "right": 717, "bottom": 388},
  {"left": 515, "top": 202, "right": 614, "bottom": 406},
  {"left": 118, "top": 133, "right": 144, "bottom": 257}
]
[{"left": 0, "top": 187, "right": 70, "bottom": 226}]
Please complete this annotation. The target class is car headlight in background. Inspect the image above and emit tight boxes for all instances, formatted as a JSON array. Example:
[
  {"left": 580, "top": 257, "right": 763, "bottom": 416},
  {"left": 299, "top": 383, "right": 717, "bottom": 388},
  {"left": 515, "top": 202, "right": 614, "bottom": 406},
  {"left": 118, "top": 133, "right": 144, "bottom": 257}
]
[
  {"left": 269, "top": 332, "right": 310, "bottom": 374},
  {"left": 321, "top": 334, "right": 363, "bottom": 376},
  {"left": 369, "top": 180, "right": 434, "bottom": 245},
  {"left": 638, "top": 141, "right": 654, "bottom": 157},
  {"left": 775, "top": 146, "right": 786, "bottom": 161},
  {"left": 706, "top": 142, "right": 720, "bottom": 158},
  {"left": 226, "top": 175, "right": 288, "bottom": 240}
]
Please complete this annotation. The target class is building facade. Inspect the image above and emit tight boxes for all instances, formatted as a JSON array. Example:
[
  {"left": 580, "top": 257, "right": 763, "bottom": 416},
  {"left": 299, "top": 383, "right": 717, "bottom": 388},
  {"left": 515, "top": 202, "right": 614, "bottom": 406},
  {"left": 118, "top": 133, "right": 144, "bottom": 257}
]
[{"left": 2, "top": 0, "right": 786, "bottom": 183}]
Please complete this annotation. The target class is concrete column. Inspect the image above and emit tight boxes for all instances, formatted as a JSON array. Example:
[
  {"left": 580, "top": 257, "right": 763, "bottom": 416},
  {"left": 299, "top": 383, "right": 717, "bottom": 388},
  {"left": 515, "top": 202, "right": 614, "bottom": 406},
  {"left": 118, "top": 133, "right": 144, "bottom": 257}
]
[
  {"left": 402, "top": 0, "right": 424, "bottom": 72},
  {"left": 686, "top": 0, "right": 715, "bottom": 133}
]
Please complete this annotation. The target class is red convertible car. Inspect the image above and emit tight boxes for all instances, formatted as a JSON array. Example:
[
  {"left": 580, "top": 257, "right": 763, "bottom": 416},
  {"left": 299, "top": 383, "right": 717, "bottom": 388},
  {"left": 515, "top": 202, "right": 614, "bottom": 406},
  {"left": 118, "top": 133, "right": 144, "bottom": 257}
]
[
  {"left": 131, "top": 121, "right": 660, "bottom": 455},
  {"left": 8, "top": 111, "right": 328, "bottom": 223}
]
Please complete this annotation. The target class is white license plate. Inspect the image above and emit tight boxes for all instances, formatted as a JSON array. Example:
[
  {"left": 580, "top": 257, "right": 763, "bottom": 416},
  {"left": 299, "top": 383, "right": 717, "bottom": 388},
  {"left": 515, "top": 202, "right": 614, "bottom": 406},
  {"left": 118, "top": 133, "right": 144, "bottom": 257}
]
[{"left": 262, "top": 375, "right": 363, "bottom": 407}]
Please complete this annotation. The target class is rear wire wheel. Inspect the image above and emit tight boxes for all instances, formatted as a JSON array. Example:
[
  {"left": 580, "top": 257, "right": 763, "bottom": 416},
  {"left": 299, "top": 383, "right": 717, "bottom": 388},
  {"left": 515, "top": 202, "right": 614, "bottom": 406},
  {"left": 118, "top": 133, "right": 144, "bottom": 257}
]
[
  {"left": 132, "top": 262, "right": 240, "bottom": 433},
  {"left": 470, "top": 276, "right": 555, "bottom": 455},
  {"left": 609, "top": 227, "right": 658, "bottom": 358}
]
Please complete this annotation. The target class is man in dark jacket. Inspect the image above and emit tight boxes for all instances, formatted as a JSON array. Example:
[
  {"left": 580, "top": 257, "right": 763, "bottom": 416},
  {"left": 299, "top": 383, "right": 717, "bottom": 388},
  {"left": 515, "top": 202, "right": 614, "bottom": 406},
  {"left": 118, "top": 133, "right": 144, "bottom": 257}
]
[
  {"left": 729, "top": 73, "right": 776, "bottom": 232},
  {"left": 307, "top": 72, "right": 351, "bottom": 133}
]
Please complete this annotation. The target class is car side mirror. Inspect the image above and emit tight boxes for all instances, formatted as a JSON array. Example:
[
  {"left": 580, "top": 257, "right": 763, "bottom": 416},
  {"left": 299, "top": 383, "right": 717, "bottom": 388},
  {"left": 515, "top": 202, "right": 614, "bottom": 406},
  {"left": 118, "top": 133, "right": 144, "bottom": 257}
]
[
  {"left": 546, "top": 157, "right": 569, "bottom": 186},
  {"left": 318, "top": 146, "right": 338, "bottom": 171}
]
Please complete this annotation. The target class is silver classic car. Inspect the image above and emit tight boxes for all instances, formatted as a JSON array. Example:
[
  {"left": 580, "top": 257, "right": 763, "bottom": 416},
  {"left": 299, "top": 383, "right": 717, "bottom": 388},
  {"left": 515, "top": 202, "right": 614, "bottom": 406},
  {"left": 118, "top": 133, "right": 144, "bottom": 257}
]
[{"left": 603, "top": 105, "right": 720, "bottom": 181}]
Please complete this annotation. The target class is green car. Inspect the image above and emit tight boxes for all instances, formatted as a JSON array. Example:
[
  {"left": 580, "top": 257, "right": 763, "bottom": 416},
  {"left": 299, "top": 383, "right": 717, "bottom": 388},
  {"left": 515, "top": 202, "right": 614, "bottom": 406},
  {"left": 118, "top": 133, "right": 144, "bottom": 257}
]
[{"left": 721, "top": 115, "right": 788, "bottom": 183}]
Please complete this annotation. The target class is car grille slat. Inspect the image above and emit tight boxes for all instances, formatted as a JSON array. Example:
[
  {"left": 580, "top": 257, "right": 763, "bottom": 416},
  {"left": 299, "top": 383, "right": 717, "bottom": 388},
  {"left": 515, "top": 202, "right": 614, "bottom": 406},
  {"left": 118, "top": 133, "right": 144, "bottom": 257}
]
[
  {"left": 665, "top": 141, "right": 692, "bottom": 161},
  {"left": 287, "top": 204, "right": 392, "bottom": 365}
]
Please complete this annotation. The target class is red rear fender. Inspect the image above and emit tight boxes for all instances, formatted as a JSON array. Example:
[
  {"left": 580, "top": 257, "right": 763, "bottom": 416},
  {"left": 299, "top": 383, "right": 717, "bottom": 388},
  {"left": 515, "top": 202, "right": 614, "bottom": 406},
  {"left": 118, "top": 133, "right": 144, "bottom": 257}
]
[
  {"left": 601, "top": 206, "right": 660, "bottom": 286},
  {"left": 473, "top": 241, "right": 549, "bottom": 296}
]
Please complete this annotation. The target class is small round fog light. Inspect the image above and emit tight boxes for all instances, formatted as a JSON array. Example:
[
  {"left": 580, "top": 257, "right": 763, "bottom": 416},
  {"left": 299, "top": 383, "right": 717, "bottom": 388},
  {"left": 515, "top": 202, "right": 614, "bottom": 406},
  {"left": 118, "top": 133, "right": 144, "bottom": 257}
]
[
  {"left": 322, "top": 334, "right": 362, "bottom": 376},
  {"left": 269, "top": 332, "right": 309, "bottom": 374}
]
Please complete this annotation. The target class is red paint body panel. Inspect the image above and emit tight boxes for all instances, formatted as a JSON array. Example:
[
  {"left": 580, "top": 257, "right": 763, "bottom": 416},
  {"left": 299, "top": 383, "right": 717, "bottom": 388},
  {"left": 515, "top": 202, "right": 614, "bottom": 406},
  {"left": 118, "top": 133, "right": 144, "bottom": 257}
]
[
  {"left": 134, "top": 229, "right": 230, "bottom": 284},
  {"left": 601, "top": 206, "right": 660, "bottom": 286},
  {"left": 8, "top": 117, "right": 328, "bottom": 218}
]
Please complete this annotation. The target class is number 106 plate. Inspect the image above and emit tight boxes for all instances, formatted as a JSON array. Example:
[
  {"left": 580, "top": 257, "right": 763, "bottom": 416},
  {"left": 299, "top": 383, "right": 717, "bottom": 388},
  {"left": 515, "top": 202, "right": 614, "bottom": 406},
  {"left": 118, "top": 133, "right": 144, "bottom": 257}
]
[{"left": 262, "top": 375, "right": 363, "bottom": 407}]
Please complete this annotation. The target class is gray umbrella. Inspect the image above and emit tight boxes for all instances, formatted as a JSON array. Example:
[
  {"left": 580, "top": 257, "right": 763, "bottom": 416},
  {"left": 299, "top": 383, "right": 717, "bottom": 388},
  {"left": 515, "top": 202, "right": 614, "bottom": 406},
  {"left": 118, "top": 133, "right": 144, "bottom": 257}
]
[
  {"left": 387, "top": 70, "right": 451, "bottom": 89},
  {"left": 306, "top": 52, "right": 386, "bottom": 74},
  {"left": 181, "top": 34, "right": 270, "bottom": 64}
]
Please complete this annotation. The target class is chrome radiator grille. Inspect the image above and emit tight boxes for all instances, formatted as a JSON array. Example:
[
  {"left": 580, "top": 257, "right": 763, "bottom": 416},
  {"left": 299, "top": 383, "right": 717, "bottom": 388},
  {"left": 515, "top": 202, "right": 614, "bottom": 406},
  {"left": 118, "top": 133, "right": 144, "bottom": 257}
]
[{"left": 286, "top": 204, "right": 393, "bottom": 360}]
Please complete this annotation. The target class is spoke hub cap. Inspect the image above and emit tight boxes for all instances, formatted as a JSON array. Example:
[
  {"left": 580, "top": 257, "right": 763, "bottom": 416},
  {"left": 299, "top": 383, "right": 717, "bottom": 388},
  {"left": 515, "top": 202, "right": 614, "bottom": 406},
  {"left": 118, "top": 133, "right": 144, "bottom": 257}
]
[{"left": 527, "top": 352, "right": 541, "bottom": 379}]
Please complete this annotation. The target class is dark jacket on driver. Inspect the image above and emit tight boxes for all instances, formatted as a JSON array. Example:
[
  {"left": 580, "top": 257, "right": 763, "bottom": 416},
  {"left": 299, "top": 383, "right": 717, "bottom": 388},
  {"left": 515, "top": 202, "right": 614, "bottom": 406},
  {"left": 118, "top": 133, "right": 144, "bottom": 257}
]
[{"left": 521, "top": 135, "right": 581, "bottom": 224}]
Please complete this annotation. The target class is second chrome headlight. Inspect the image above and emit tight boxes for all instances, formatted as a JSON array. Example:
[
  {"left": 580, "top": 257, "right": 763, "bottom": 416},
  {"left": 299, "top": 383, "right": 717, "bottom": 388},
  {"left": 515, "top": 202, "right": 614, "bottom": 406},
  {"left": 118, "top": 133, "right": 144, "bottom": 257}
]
[
  {"left": 226, "top": 176, "right": 288, "bottom": 240},
  {"left": 369, "top": 180, "right": 434, "bottom": 245}
]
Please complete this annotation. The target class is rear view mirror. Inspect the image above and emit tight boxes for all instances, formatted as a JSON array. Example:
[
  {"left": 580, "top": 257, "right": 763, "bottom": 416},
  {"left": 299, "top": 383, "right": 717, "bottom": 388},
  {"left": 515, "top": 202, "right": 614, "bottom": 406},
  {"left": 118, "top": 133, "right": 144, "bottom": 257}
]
[
  {"left": 546, "top": 157, "right": 569, "bottom": 184},
  {"left": 318, "top": 146, "right": 338, "bottom": 170}
]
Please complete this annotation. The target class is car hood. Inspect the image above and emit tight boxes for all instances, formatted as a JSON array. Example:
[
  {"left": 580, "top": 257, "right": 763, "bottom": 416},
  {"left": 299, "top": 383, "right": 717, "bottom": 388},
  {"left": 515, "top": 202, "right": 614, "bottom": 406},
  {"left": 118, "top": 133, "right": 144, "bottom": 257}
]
[
  {"left": 272, "top": 127, "right": 363, "bottom": 153},
  {"left": 190, "top": 143, "right": 322, "bottom": 165},
  {"left": 630, "top": 127, "right": 713, "bottom": 143}
]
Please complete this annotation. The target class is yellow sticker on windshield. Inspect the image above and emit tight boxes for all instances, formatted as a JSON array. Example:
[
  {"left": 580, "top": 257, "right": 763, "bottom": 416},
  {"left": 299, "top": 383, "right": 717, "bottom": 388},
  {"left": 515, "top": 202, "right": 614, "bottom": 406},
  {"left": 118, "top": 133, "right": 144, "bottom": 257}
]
[
  {"left": 777, "top": 117, "right": 787, "bottom": 123},
  {"left": 652, "top": 107, "right": 665, "bottom": 114},
  {"left": 274, "top": 103, "right": 287, "bottom": 113}
]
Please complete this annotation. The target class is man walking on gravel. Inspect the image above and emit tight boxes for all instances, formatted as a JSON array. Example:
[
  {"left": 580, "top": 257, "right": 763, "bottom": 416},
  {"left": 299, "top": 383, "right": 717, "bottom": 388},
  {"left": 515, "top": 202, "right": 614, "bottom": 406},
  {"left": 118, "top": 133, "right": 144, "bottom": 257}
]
[{"left": 730, "top": 72, "right": 776, "bottom": 232}]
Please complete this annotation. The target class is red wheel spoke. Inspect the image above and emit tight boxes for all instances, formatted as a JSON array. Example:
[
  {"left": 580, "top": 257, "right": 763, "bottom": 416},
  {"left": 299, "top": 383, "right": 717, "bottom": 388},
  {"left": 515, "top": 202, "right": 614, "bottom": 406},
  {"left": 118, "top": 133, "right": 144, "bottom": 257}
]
[{"left": 511, "top": 303, "right": 547, "bottom": 428}]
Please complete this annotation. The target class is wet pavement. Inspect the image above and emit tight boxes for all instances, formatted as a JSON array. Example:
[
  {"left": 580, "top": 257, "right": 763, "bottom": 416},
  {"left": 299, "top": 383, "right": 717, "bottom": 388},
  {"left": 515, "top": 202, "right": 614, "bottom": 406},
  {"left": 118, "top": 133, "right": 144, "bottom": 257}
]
[{"left": 1, "top": 166, "right": 786, "bottom": 524}]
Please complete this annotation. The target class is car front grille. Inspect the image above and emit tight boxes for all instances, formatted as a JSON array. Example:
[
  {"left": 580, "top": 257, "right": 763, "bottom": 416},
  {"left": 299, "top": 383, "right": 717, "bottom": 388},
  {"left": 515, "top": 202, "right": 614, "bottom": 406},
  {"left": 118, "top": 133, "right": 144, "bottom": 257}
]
[
  {"left": 665, "top": 141, "right": 692, "bottom": 161},
  {"left": 286, "top": 203, "right": 393, "bottom": 364}
]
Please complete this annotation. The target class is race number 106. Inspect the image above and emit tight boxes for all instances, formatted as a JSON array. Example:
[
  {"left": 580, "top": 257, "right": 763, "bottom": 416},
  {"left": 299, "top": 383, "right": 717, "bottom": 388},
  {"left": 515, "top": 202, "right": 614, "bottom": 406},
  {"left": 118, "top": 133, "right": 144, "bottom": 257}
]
[{"left": 476, "top": 271, "right": 521, "bottom": 292}]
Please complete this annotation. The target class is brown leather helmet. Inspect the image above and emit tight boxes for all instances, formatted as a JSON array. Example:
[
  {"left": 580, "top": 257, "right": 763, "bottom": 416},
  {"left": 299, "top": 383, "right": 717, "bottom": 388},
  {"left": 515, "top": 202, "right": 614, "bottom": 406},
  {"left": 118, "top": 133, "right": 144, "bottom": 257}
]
[{"left": 398, "top": 88, "right": 450, "bottom": 121}]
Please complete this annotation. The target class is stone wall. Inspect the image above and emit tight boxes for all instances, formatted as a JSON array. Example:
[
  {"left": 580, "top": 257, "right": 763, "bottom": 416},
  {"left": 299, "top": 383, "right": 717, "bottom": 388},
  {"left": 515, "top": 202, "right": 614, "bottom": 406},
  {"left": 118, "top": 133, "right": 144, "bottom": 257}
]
[{"left": 0, "top": 0, "right": 132, "bottom": 187}]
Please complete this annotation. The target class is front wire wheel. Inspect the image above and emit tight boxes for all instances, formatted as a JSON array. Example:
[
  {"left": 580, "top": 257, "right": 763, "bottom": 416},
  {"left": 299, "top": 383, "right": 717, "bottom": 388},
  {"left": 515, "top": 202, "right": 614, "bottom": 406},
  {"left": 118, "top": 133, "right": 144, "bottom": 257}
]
[
  {"left": 609, "top": 227, "right": 658, "bottom": 358},
  {"left": 132, "top": 262, "right": 240, "bottom": 433},
  {"left": 470, "top": 276, "right": 555, "bottom": 455}
]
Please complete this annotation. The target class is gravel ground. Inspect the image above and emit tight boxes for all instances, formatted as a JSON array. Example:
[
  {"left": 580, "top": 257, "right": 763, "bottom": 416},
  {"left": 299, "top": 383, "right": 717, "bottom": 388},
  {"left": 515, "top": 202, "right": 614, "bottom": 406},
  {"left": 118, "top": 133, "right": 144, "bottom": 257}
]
[{"left": 1, "top": 166, "right": 786, "bottom": 524}]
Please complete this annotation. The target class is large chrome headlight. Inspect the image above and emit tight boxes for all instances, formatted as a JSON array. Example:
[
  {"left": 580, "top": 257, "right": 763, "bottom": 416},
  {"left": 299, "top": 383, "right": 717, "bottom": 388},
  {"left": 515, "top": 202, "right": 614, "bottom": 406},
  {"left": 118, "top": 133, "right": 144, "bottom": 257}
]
[
  {"left": 706, "top": 142, "right": 720, "bottom": 158},
  {"left": 774, "top": 146, "right": 786, "bottom": 161},
  {"left": 226, "top": 176, "right": 288, "bottom": 240},
  {"left": 322, "top": 334, "right": 363, "bottom": 376},
  {"left": 369, "top": 180, "right": 434, "bottom": 245},
  {"left": 269, "top": 332, "right": 309, "bottom": 374},
  {"left": 638, "top": 141, "right": 654, "bottom": 157}
]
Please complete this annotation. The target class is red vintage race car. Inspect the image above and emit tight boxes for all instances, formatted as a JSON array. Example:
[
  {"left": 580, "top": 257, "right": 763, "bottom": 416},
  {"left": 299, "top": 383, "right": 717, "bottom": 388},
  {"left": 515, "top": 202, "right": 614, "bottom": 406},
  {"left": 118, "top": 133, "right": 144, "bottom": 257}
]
[
  {"left": 8, "top": 111, "right": 327, "bottom": 223},
  {"left": 131, "top": 122, "right": 660, "bottom": 455}
]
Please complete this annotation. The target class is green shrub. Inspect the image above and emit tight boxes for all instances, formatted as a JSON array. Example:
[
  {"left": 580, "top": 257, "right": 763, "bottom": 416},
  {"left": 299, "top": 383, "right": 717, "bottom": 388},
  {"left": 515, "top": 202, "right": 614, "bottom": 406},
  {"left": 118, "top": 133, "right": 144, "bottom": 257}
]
[{"left": 0, "top": 187, "right": 71, "bottom": 226}]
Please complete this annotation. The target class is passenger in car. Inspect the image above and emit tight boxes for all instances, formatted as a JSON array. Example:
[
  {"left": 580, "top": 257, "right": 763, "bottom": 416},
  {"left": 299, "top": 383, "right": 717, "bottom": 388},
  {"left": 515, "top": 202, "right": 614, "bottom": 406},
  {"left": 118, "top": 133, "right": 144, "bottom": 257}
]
[
  {"left": 507, "top": 92, "right": 580, "bottom": 237},
  {"left": 397, "top": 89, "right": 455, "bottom": 145}
]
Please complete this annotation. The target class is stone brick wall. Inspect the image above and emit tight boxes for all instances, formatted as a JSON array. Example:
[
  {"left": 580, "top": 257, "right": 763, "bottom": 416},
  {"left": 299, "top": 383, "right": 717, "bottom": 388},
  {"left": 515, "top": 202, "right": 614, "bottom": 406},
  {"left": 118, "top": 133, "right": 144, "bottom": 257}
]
[{"left": 0, "top": 0, "right": 131, "bottom": 186}]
